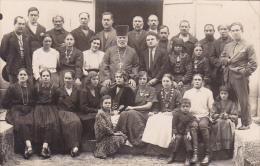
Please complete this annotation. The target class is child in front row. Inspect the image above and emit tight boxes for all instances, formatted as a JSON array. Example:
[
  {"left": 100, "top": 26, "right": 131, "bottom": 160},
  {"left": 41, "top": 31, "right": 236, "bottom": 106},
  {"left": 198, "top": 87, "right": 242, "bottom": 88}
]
[{"left": 167, "top": 98, "right": 196, "bottom": 165}]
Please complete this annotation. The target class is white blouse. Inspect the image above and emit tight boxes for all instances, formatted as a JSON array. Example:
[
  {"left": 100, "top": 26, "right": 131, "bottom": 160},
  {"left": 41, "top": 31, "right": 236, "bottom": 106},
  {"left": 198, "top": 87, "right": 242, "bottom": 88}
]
[
  {"left": 32, "top": 47, "right": 59, "bottom": 80},
  {"left": 82, "top": 49, "right": 105, "bottom": 76}
]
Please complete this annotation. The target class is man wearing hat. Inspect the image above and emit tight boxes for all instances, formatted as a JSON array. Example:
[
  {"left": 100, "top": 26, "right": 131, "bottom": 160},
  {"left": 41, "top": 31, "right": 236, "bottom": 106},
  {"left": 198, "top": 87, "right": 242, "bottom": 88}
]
[
  {"left": 99, "top": 25, "right": 139, "bottom": 94},
  {"left": 95, "top": 12, "right": 117, "bottom": 52},
  {"left": 139, "top": 31, "right": 169, "bottom": 89},
  {"left": 0, "top": 16, "right": 33, "bottom": 85}
]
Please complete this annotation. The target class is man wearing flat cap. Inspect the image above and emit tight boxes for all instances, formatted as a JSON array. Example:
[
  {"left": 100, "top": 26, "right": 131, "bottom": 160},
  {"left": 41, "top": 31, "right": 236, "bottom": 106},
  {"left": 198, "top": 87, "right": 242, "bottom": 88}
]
[{"left": 100, "top": 25, "right": 139, "bottom": 94}]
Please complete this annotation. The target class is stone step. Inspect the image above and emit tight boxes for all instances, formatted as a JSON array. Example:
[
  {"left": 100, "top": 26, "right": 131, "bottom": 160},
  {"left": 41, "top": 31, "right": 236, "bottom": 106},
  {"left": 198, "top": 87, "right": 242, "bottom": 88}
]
[{"left": 0, "top": 121, "right": 14, "bottom": 165}]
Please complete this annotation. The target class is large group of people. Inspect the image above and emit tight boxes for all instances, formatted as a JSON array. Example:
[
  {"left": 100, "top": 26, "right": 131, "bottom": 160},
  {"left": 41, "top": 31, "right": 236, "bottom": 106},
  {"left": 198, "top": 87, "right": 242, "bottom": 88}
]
[{"left": 0, "top": 6, "right": 257, "bottom": 165}]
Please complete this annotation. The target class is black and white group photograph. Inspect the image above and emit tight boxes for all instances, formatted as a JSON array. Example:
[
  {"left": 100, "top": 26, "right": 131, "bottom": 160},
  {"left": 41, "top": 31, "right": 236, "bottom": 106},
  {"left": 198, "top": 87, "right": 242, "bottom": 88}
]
[{"left": 0, "top": 0, "right": 259, "bottom": 165}]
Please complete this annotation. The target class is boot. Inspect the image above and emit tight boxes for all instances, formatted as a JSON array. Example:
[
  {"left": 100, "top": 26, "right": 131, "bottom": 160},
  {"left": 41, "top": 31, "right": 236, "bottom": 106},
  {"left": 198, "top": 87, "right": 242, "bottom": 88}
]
[
  {"left": 201, "top": 155, "right": 211, "bottom": 165},
  {"left": 190, "top": 128, "right": 199, "bottom": 164},
  {"left": 167, "top": 152, "right": 176, "bottom": 164},
  {"left": 200, "top": 128, "right": 212, "bottom": 165}
]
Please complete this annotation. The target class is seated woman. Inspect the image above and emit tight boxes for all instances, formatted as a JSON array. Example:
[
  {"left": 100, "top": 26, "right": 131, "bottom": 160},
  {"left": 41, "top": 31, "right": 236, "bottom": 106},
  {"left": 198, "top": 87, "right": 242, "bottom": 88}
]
[
  {"left": 94, "top": 95, "right": 127, "bottom": 159},
  {"left": 79, "top": 71, "right": 101, "bottom": 140},
  {"left": 1, "top": 68, "right": 34, "bottom": 159},
  {"left": 32, "top": 34, "right": 60, "bottom": 87},
  {"left": 211, "top": 86, "right": 238, "bottom": 156},
  {"left": 192, "top": 43, "right": 211, "bottom": 89},
  {"left": 56, "top": 71, "right": 82, "bottom": 157},
  {"left": 142, "top": 74, "right": 182, "bottom": 148},
  {"left": 33, "top": 69, "right": 60, "bottom": 158},
  {"left": 58, "top": 33, "right": 83, "bottom": 86},
  {"left": 108, "top": 70, "right": 135, "bottom": 126},
  {"left": 116, "top": 71, "right": 157, "bottom": 147}
]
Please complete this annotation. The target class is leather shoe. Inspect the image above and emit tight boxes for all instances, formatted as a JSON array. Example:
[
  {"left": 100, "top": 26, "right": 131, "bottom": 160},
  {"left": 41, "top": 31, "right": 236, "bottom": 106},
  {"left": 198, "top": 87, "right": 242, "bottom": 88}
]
[
  {"left": 238, "top": 125, "right": 250, "bottom": 130},
  {"left": 184, "top": 157, "right": 190, "bottom": 166},
  {"left": 201, "top": 155, "right": 211, "bottom": 165},
  {"left": 190, "top": 154, "right": 199, "bottom": 164},
  {"left": 167, "top": 153, "right": 176, "bottom": 164}
]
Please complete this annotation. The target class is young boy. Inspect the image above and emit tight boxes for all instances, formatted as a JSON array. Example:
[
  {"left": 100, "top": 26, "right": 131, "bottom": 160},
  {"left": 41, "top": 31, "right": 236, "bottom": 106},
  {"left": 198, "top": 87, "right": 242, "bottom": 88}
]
[{"left": 167, "top": 98, "right": 196, "bottom": 165}]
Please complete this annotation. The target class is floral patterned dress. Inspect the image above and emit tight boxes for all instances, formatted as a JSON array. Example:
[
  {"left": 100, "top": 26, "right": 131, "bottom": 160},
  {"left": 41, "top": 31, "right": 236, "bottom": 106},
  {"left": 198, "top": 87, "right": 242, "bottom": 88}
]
[{"left": 94, "top": 109, "right": 127, "bottom": 159}]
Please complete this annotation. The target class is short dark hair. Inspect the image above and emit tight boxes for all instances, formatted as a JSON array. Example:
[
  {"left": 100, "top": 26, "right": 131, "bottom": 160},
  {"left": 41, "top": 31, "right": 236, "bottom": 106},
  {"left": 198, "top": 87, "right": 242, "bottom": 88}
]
[
  {"left": 18, "top": 68, "right": 29, "bottom": 75},
  {"left": 162, "top": 73, "right": 174, "bottom": 82},
  {"left": 102, "top": 12, "right": 113, "bottom": 21},
  {"left": 217, "top": 24, "right": 229, "bottom": 31},
  {"left": 28, "top": 7, "right": 39, "bottom": 15},
  {"left": 192, "top": 73, "right": 204, "bottom": 81},
  {"left": 115, "top": 69, "right": 129, "bottom": 82},
  {"left": 136, "top": 71, "right": 150, "bottom": 84},
  {"left": 52, "top": 15, "right": 64, "bottom": 23},
  {"left": 79, "top": 12, "right": 90, "bottom": 18},
  {"left": 65, "top": 33, "right": 75, "bottom": 40},
  {"left": 100, "top": 95, "right": 112, "bottom": 108},
  {"left": 14, "top": 16, "right": 25, "bottom": 25},
  {"left": 179, "top": 20, "right": 190, "bottom": 27},
  {"left": 64, "top": 71, "right": 75, "bottom": 79},
  {"left": 180, "top": 98, "right": 191, "bottom": 106},
  {"left": 204, "top": 24, "right": 215, "bottom": 31},
  {"left": 194, "top": 42, "right": 203, "bottom": 50},
  {"left": 146, "top": 31, "right": 160, "bottom": 40},
  {"left": 159, "top": 25, "right": 169, "bottom": 33},
  {"left": 89, "top": 36, "right": 102, "bottom": 49},
  {"left": 229, "top": 22, "right": 243, "bottom": 32},
  {"left": 40, "top": 69, "right": 51, "bottom": 77},
  {"left": 42, "top": 33, "right": 53, "bottom": 42}
]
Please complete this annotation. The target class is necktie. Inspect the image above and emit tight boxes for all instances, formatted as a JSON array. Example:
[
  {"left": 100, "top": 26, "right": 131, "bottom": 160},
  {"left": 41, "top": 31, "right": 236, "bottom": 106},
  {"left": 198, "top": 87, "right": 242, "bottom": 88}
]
[{"left": 149, "top": 48, "right": 153, "bottom": 70}]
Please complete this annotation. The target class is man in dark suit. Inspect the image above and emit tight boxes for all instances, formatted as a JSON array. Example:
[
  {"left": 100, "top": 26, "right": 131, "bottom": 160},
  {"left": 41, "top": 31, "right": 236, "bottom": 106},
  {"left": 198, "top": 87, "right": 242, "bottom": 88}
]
[
  {"left": 220, "top": 22, "right": 257, "bottom": 130},
  {"left": 170, "top": 20, "right": 198, "bottom": 56},
  {"left": 127, "top": 16, "right": 147, "bottom": 57},
  {"left": 198, "top": 24, "right": 216, "bottom": 58},
  {"left": 139, "top": 31, "right": 169, "bottom": 89},
  {"left": 0, "top": 16, "right": 33, "bottom": 84},
  {"left": 209, "top": 24, "right": 233, "bottom": 98},
  {"left": 95, "top": 12, "right": 117, "bottom": 52},
  {"left": 158, "top": 25, "right": 170, "bottom": 51},
  {"left": 71, "top": 12, "right": 95, "bottom": 52},
  {"left": 23, "top": 7, "right": 46, "bottom": 54},
  {"left": 46, "top": 15, "right": 69, "bottom": 49}
]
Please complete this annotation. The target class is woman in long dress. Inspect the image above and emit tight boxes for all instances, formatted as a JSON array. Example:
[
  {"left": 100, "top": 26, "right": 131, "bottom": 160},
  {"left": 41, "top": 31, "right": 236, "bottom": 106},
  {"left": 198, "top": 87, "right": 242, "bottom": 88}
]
[
  {"left": 33, "top": 69, "right": 60, "bottom": 158},
  {"left": 1, "top": 68, "right": 34, "bottom": 159},
  {"left": 116, "top": 71, "right": 157, "bottom": 147},
  {"left": 94, "top": 95, "right": 127, "bottom": 159},
  {"left": 56, "top": 71, "right": 82, "bottom": 157},
  {"left": 142, "top": 74, "right": 182, "bottom": 148},
  {"left": 32, "top": 34, "right": 59, "bottom": 86},
  {"left": 211, "top": 86, "right": 238, "bottom": 154},
  {"left": 57, "top": 33, "right": 83, "bottom": 86},
  {"left": 79, "top": 71, "right": 101, "bottom": 140}
]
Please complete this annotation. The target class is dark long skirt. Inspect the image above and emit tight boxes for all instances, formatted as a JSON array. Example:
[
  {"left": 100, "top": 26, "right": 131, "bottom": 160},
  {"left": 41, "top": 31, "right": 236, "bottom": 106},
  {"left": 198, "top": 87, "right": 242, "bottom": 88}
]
[
  {"left": 33, "top": 105, "right": 61, "bottom": 143},
  {"left": 116, "top": 110, "right": 149, "bottom": 146},
  {"left": 211, "top": 119, "right": 235, "bottom": 151},
  {"left": 59, "top": 110, "right": 82, "bottom": 149},
  {"left": 5, "top": 105, "right": 34, "bottom": 141}
]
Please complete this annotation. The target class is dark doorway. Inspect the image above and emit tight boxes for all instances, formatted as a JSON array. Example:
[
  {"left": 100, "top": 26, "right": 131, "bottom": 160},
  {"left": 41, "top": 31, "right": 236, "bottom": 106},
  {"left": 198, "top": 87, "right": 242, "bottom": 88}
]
[{"left": 95, "top": 0, "right": 163, "bottom": 33}]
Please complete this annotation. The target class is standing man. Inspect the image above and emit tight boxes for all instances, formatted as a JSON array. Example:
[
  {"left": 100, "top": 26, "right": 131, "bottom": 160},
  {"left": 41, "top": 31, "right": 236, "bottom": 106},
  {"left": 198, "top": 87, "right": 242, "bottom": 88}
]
[
  {"left": 71, "top": 12, "right": 95, "bottom": 52},
  {"left": 170, "top": 20, "right": 198, "bottom": 56},
  {"left": 183, "top": 74, "right": 214, "bottom": 165},
  {"left": 96, "top": 12, "right": 117, "bottom": 52},
  {"left": 0, "top": 16, "right": 33, "bottom": 84},
  {"left": 147, "top": 14, "right": 159, "bottom": 33},
  {"left": 209, "top": 24, "right": 234, "bottom": 98},
  {"left": 220, "top": 22, "right": 257, "bottom": 130},
  {"left": 24, "top": 7, "right": 46, "bottom": 54},
  {"left": 158, "top": 25, "right": 170, "bottom": 51},
  {"left": 100, "top": 25, "right": 139, "bottom": 94},
  {"left": 127, "top": 16, "right": 147, "bottom": 57},
  {"left": 139, "top": 32, "right": 169, "bottom": 89},
  {"left": 199, "top": 24, "right": 216, "bottom": 57},
  {"left": 46, "top": 15, "right": 69, "bottom": 49}
]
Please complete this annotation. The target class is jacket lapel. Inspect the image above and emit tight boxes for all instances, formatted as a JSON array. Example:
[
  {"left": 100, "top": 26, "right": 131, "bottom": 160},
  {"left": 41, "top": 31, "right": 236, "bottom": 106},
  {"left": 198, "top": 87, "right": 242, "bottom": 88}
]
[
  {"left": 152, "top": 47, "right": 160, "bottom": 69},
  {"left": 231, "top": 41, "right": 246, "bottom": 60},
  {"left": 105, "top": 28, "right": 116, "bottom": 49},
  {"left": 12, "top": 32, "right": 21, "bottom": 55},
  {"left": 138, "top": 30, "right": 147, "bottom": 43},
  {"left": 78, "top": 27, "right": 88, "bottom": 40},
  {"left": 144, "top": 49, "right": 150, "bottom": 71},
  {"left": 129, "top": 31, "right": 139, "bottom": 49}
]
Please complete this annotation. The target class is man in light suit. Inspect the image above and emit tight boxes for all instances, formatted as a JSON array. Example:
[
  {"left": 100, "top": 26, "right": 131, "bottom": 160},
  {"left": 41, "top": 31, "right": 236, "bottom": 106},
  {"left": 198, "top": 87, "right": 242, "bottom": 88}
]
[
  {"left": 95, "top": 12, "right": 117, "bottom": 52},
  {"left": 71, "top": 12, "right": 95, "bottom": 52},
  {"left": 139, "top": 31, "right": 169, "bottom": 89},
  {"left": 23, "top": 7, "right": 46, "bottom": 54},
  {"left": 127, "top": 16, "right": 147, "bottom": 57},
  {"left": 0, "top": 16, "right": 33, "bottom": 84},
  {"left": 220, "top": 22, "right": 257, "bottom": 130}
]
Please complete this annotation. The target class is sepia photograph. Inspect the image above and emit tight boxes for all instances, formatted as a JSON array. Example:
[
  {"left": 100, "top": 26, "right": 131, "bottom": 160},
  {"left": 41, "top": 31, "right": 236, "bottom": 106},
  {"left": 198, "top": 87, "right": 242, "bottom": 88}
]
[{"left": 0, "top": 0, "right": 259, "bottom": 165}]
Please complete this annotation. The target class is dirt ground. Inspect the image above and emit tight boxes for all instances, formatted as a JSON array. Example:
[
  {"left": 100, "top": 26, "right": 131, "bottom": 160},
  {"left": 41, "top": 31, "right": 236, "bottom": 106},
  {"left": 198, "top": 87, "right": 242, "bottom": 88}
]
[{"left": 5, "top": 152, "right": 235, "bottom": 166}]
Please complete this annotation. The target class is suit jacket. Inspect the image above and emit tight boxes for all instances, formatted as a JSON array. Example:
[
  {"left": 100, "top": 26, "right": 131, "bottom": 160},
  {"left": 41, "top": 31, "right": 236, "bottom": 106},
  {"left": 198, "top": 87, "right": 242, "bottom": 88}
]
[
  {"left": 170, "top": 33, "right": 198, "bottom": 56},
  {"left": 127, "top": 29, "right": 147, "bottom": 56},
  {"left": 0, "top": 32, "right": 32, "bottom": 75},
  {"left": 46, "top": 28, "right": 69, "bottom": 49},
  {"left": 71, "top": 26, "right": 95, "bottom": 52},
  {"left": 139, "top": 46, "right": 169, "bottom": 81},
  {"left": 23, "top": 22, "right": 46, "bottom": 54},
  {"left": 221, "top": 39, "right": 257, "bottom": 81},
  {"left": 95, "top": 27, "right": 117, "bottom": 52}
]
